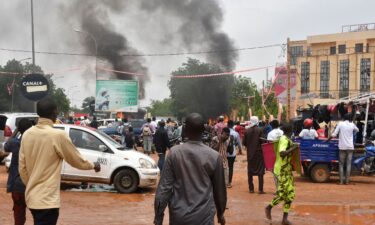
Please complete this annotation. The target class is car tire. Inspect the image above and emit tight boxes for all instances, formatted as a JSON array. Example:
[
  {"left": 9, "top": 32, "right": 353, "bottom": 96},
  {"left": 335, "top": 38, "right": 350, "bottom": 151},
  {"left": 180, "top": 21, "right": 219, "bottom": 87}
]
[
  {"left": 114, "top": 169, "right": 139, "bottom": 193},
  {"left": 310, "top": 164, "right": 330, "bottom": 183}
]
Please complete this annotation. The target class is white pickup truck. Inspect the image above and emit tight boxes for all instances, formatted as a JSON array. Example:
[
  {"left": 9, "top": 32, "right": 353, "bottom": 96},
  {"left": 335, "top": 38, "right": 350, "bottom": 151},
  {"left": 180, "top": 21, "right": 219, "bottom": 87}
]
[{"left": 5, "top": 124, "right": 159, "bottom": 193}]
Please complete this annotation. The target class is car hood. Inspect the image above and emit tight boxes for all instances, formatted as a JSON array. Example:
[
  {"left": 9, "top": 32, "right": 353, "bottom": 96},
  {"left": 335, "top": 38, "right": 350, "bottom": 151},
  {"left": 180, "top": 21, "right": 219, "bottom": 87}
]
[{"left": 114, "top": 149, "right": 156, "bottom": 164}]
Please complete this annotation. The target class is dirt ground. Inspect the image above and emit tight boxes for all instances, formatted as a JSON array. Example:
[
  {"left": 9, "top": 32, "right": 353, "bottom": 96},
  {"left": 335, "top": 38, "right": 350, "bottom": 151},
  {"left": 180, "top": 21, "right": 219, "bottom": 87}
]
[{"left": 1, "top": 152, "right": 375, "bottom": 225}]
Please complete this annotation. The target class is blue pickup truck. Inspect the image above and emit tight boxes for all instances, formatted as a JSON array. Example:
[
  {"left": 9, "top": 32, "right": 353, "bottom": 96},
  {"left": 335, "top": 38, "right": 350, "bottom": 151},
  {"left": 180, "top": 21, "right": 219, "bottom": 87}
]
[{"left": 295, "top": 138, "right": 364, "bottom": 183}]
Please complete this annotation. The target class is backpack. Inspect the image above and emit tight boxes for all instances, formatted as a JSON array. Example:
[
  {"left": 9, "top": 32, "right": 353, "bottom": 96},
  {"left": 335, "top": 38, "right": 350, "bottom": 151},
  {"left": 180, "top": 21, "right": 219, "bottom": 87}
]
[
  {"left": 143, "top": 126, "right": 151, "bottom": 136},
  {"left": 122, "top": 123, "right": 130, "bottom": 135}
]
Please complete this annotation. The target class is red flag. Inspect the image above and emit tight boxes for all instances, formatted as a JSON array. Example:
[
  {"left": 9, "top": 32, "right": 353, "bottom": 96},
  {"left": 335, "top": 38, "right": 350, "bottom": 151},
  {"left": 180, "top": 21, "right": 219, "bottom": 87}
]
[{"left": 7, "top": 78, "right": 15, "bottom": 96}]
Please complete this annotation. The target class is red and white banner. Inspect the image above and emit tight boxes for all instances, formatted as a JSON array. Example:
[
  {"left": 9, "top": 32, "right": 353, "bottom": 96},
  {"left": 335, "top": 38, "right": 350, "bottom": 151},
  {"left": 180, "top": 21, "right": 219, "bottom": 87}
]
[{"left": 274, "top": 66, "right": 296, "bottom": 104}]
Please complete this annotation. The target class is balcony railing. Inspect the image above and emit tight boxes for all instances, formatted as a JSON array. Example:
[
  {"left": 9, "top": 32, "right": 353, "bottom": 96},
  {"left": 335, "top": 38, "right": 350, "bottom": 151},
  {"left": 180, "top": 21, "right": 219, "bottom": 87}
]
[{"left": 290, "top": 46, "right": 375, "bottom": 58}]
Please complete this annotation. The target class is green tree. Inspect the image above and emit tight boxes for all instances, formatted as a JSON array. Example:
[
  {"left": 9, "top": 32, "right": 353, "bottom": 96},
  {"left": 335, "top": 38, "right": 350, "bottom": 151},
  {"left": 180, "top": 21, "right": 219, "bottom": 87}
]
[
  {"left": 148, "top": 98, "right": 173, "bottom": 116},
  {"left": 169, "top": 58, "right": 234, "bottom": 120},
  {"left": 0, "top": 59, "right": 70, "bottom": 113},
  {"left": 231, "top": 76, "right": 279, "bottom": 120},
  {"left": 81, "top": 96, "right": 95, "bottom": 113}
]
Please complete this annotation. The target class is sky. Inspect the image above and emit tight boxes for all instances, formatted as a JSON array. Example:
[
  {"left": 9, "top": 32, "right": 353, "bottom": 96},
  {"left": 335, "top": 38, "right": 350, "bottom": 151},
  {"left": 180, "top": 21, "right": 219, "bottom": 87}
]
[{"left": 1, "top": 0, "right": 375, "bottom": 108}]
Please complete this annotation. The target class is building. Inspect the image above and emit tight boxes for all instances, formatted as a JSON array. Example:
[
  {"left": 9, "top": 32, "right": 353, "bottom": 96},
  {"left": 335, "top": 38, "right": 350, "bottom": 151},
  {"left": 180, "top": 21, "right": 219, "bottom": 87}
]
[{"left": 289, "top": 23, "right": 375, "bottom": 111}]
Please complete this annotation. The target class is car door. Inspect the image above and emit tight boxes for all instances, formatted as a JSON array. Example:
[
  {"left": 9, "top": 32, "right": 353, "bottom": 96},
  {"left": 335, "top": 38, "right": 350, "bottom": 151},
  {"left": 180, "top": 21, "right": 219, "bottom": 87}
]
[{"left": 63, "top": 127, "right": 112, "bottom": 180}]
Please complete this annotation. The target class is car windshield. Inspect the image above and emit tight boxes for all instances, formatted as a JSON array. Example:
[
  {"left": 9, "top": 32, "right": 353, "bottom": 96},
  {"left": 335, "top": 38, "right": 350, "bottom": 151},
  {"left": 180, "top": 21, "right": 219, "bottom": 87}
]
[
  {"left": 130, "top": 120, "right": 144, "bottom": 128},
  {"left": 96, "top": 130, "right": 125, "bottom": 150}
]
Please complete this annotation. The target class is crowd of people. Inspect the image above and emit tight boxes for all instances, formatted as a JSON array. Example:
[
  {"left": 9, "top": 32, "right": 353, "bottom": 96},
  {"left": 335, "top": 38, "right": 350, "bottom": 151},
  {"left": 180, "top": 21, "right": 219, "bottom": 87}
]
[
  {"left": 153, "top": 114, "right": 300, "bottom": 225},
  {"left": 4, "top": 98, "right": 363, "bottom": 225}
]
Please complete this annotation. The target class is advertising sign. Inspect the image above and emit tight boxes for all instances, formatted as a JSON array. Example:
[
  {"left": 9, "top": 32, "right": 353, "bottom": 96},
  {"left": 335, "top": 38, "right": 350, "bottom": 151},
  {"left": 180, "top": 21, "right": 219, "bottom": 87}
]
[
  {"left": 20, "top": 73, "right": 49, "bottom": 101},
  {"left": 95, "top": 80, "right": 138, "bottom": 112},
  {"left": 274, "top": 66, "right": 296, "bottom": 104}
]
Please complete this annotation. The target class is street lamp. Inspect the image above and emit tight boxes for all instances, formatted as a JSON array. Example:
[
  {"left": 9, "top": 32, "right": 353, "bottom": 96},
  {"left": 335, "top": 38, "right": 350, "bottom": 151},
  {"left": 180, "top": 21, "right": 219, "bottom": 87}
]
[{"left": 73, "top": 28, "right": 98, "bottom": 80}]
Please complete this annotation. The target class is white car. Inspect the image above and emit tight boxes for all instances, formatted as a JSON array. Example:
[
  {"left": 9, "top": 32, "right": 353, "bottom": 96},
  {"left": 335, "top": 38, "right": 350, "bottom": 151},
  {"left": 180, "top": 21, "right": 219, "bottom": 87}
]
[
  {"left": 0, "top": 113, "right": 39, "bottom": 161},
  {"left": 6, "top": 124, "right": 159, "bottom": 193}
]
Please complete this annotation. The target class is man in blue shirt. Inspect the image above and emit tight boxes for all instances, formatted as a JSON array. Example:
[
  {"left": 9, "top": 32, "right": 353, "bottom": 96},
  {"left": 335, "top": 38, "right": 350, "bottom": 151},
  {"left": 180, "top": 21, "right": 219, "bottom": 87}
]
[
  {"left": 5, "top": 118, "right": 33, "bottom": 225},
  {"left": 227, "top": 120, "right": 242, "bottom": 188}
]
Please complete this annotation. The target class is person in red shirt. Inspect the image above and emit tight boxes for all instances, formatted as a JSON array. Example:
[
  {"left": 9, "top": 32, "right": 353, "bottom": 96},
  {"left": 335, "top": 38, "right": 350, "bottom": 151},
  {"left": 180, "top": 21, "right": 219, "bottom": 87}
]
[{"left": 234, "top": 121, "right": 244, "bottom": 155}]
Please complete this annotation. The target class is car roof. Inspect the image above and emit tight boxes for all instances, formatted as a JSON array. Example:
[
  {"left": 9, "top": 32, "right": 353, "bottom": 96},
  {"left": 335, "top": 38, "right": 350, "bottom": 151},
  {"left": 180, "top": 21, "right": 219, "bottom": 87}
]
[
  {"left": 54, "top": 124, "right": 97, "bottom": 131},
  {"left": 0, "top": 113, "right": 38, "bottom": 117}
]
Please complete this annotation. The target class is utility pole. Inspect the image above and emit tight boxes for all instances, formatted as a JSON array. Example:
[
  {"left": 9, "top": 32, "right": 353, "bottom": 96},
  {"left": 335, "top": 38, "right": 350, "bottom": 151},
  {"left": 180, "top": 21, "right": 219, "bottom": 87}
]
[
  {"left": 287, "top": 37, "right": 291, "bottom": 121},
  {"left": 31, "top": 0, "right": 35, "bottom": 66},
  {"left": 30, "top": 0, "right": 37, "bottom": 113},
  {"left": 266, "top": 68, "right": 269, "bottom": 91},
  {"left": 262, "top": 80, "right": 265, "bottom": 117}
]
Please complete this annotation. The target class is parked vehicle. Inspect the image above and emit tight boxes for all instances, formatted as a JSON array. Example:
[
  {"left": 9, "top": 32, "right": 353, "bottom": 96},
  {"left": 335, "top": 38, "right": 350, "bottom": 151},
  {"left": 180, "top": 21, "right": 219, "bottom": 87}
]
[
  {"left": 354, "top": 146, "right": 375, "bottom": 175},
  {"left": 0, "top": 113, "right": 39, "bottom": 161},
  {"left": 97, "top": 119, "right": 116, "bottom": 129},
  {"left": 295, "top": 138, "right": 366, "bottom": 183},
  {"left": 6, "top": 124, "right": 159, "bottom": 193}
]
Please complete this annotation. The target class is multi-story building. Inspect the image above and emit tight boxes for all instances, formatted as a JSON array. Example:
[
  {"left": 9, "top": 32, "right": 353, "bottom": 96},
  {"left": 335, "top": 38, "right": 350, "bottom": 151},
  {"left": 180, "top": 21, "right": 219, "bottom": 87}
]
[{"left": 290, "top": 23, "right": 375, "bottom": 110}]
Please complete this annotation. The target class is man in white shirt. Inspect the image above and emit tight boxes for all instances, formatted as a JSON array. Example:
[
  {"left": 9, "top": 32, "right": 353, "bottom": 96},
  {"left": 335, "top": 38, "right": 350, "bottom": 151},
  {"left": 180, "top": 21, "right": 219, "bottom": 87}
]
[
  {"left": 266, "top": 120, "right": 283, "bottom": 192},
  {"left": 330, "top": 114, "right": 359, "bottom": 185},
  {"left": 267, "top": 120, "right": 284, "bottom": 141},
  {"left": 150, "top": 117, "right": 158, "bottom": 134}
]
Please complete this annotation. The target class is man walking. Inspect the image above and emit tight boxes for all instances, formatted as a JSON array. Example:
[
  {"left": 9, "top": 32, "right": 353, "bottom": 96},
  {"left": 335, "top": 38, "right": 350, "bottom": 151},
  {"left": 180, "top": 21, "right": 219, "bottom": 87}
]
[
  {"left": 227, "top": 120, "right": 242, "bottom": 188},
  {"left": 154, "top": 113, "right": 226, "bottom": 225},
  {"left": 141, "top": 118, "right": 155, "bottom": 155},
  {"left": 214, "top": 116, "right": 226, "bottom": 138},
  {"left": 330, "top": 114, "right": 359, "bottom": 184},
  {"left": 153, "top": 120, "right": 171, "bottom": 170},
  {"left": 19, "top": 98, "right": 100, "bottom": 225},
  {"left": 5, "top": 119, "right": 33, "bottom": 225},
  {"left": 243, "top": 116, "right": 266, "bottom": 194}
]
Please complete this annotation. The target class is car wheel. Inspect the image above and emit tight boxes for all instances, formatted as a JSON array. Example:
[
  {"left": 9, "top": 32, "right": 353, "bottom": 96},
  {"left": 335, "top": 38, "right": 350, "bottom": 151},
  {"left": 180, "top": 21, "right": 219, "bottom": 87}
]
[
  {"left": 114, "top": 169, "right": 139, "bottom": 193},
  {"left": 311, "top": 164, "right": 330, "bottom": 183}
]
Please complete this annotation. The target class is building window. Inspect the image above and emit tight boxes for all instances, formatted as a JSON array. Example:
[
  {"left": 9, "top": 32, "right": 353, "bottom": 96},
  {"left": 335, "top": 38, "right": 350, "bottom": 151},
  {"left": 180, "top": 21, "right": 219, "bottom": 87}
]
[
  {"left": 290, "top": 46, "right": 303, "bottom": 65},
  {"left": 330, "top": 46, "right": 336, "bottom": 55},
  {"left": 307, "top": 47, "right": 312, "bottom": 56},
  {"left": 338, "top": 44, "right": 346, "bottom": 54},
  {"left": 320, "top": 61, "right": 330, "bottom": 98},
  {"left": 339, "top": 60, "right": 349, "bottom": 98},
  {"left": 301, "top": 62, "right": 310, "bottom": 94},
  {"left": 355, "top": 43, "right": 364, "bottom": 53},
  {"left": 360, "top": 58, "right": 371, "bottom": 93}
]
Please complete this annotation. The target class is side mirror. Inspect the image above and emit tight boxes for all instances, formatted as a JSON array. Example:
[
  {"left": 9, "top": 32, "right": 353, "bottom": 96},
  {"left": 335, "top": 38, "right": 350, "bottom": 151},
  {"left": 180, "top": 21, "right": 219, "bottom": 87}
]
[{"left": 99, "top": 145, "right": 108, "bottom": 152}]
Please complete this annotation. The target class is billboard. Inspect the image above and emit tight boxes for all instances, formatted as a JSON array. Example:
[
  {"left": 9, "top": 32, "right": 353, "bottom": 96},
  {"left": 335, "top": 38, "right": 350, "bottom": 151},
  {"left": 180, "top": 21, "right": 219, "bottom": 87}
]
[
  {"left": 274, "top": 66, "right": 297, "bottom": 104},
  {"left": 95, "top": 80, "right": 139, "bottom": 112}
]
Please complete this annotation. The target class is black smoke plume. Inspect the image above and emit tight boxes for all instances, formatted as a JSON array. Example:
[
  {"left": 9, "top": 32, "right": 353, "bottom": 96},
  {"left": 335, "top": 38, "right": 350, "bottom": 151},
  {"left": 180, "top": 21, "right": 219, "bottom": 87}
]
[
  {"left": 140, "top": 0, "right": 238, "bottom": 70},
  {"left": 62, "top": 1, "right": 149, "bottom": 98}
]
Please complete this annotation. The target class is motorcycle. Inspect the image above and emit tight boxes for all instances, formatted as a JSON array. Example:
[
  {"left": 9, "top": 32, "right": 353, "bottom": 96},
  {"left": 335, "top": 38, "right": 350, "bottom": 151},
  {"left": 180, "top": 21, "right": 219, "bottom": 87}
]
[
  {"left": 202, "top": 131, "right": 211, "bottom": 146},
  {"left": 354, "top": 146, "right": 375, "bottom": 175}
]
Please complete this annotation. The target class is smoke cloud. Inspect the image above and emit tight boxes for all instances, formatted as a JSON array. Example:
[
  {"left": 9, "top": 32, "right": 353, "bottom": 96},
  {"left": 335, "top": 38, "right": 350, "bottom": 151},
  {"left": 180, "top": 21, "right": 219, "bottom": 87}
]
[
  {"left": 140, "top": 0, "right": 238, "bottom": 70},
  {"left": 61, "top": 0, "right": 237, "bottom": 99},
  {"left": 61, "top": 1, "right": 149, "bottom": 98}
]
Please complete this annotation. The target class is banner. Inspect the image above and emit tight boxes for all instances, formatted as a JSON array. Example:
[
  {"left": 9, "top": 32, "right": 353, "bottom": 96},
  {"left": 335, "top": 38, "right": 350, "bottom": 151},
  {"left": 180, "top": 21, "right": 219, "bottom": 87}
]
[
  {"left": 95, "top": 80, "right": 138, "bottom": 112},
  {"left": 274, "top": 66, "right": 297, "bottom": 104}
]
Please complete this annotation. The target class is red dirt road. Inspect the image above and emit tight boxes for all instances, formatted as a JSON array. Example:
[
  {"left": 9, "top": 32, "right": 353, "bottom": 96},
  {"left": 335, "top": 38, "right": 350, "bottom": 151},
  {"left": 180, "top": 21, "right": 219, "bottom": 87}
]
[{"left": 1, "top": 153, "right": 375, "bottom": 225}]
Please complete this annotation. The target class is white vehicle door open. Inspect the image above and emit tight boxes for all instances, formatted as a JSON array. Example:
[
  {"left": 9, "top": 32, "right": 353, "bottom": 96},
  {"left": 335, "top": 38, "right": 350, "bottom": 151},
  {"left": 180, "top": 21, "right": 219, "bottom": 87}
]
[{"left": 63, "top": 128, "right": 112, "bottom": 179}]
